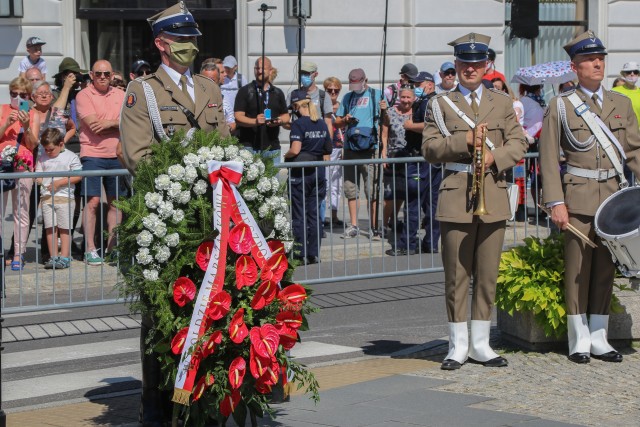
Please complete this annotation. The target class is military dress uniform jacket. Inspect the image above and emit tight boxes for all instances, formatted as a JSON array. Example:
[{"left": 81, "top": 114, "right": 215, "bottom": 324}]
[
  {"left": 422, "top": 87, "right": 527, "bottom": 223},
  {"left": 540, "top": 88, "right": 640, "bottom": 216},
  {"left": 119, "top": 66, "right": 229, "bottom": 174}
]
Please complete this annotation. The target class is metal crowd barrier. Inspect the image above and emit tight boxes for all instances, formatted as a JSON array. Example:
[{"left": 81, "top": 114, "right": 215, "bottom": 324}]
[{"left": 0, "top": 154, "right": 550, "bottom": 312}]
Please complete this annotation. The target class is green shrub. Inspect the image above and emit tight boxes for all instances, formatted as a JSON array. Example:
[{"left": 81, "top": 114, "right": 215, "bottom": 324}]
[{"left": 497, "top": 234, "right": 567, "bottom": 338}]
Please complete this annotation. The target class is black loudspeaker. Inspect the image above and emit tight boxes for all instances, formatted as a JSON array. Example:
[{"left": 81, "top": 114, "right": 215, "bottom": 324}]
[{"left": 511, "top": 0, "right": 539, "bottom": 39}]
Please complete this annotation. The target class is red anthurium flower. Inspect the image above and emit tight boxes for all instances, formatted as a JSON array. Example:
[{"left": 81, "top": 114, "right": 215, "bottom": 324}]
[
  {"left": 251, "top": 280, "right": 278, "bottom": 310},
  {"left": 235, "top": 255, "right": 258, "bottom": 289},
  {"left": 257, "top": 358, "right": 280, "bottom": 386},
  {"left": 267, "top": 239, "right": 285, "bottom": 255},
  {"left": 249, "top": 324, "right": 280, "bottom": 359},
  {"left": 260, "top": 253, "right": 288, "bottom": 283},
  {"left": 275, "top": 324, "right": 298, "bottom": 351},
  {"left": 249, "top": 346, "right": 273, "bottom": 379},
  {"left": 276, "top": 310, "right": 303, "bottom": 330},
  {"left": 228, "top": 356, "right": 247, "bottom": 389},
  {"left": 200, "top": 330, "right": 223, "bottom": 358},
  {"left": 196, "top": 241, "right": 215, "bottom": 271},
  {"left": 172, "top": 277, "right": 196, "bottom": 307},
  {"left": 278, "top": 284, "right": 308, "bottom": 311},
  {"left": 171, "top": 327, "right": 189, "bottom": 355},
  {"left": 255, "top": 377, "right": 273, "bottom": 394},
  {"left": 229, "top": 222, "right": 253, "bottom": 254},
  {"left": 205, "top": 291, "right": 231, "bottom": 321},
  {"left": 220, "top": 389, "right": 242, "bottom": 418},
  {"left": 192, "top": 372, "right": 215, "bottom": 402},
  {"left": 228, "top": 308, "right": 249, "bottom": 344}
]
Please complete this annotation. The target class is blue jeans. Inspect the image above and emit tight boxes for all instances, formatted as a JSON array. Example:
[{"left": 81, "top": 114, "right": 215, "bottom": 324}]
[{"left": 420, "top": 164, "right": 442, "bottom": 251}]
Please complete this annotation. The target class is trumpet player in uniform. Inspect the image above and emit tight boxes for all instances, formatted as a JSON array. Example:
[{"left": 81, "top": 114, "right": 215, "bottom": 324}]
[
  {"left": 540, "top": 31, "right": 640, "bottom": 364},
  {"left": 422, "top": 33, "right": 527, "bottom": 370}
]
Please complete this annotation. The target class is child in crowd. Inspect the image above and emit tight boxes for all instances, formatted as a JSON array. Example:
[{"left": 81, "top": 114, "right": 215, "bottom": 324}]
[
  {"left": 35, "top": 128, "right": 82, "bottom": 269},
  {"left": 18, "top": 37, "right": 47, "bottom": 80}
]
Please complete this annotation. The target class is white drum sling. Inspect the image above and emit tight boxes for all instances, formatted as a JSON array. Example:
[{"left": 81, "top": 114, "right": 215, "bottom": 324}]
[{"left": 594, "top": 186, "right": 640, "bottom": 277}]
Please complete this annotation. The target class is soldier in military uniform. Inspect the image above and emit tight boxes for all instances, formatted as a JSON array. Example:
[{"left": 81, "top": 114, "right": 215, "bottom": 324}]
[
  {"left": 120, "top": 1, "right": 229, "bottom": 174},
  {"left": 422, "top": 33, "right": 527, "bottom": 370},
  {"left": 119, "top": 2, "right": 228, "bottom": 426},
  {"left": 540, "top": 31, "right": 640, "bottom": 364}
]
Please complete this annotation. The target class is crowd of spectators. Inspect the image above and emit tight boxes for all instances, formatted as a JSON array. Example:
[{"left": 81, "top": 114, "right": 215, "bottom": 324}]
[{"left": 5, "top": 34, "right": 639, "bottom": 266}]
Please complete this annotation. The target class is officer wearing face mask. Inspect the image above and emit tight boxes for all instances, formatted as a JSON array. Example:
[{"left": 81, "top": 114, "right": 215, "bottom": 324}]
[
  {"left": 119, "top": 2, "right": 228, "bottom": 426},
  {"left": 120, "top": 1, "right": 229, "bottom": 175}
]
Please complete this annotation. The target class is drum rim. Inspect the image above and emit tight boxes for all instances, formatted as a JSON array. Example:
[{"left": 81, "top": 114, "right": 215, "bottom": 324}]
[{"left": 594, "top": 186, "right": 640, "bottom": 239}]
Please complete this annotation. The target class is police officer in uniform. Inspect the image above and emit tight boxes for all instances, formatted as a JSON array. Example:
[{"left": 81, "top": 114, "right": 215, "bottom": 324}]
[
  {"left": 422, "top": 33, "right": 527, "bottom": 370},
  {"left": 119, "top": 2, "right": 229, "bottom": 426},
  {"left": 120, "top": 1, "right": 229, "bottom": 173},
  {"left": 540, "top": 31, "right": 640, "bottom": 364}
]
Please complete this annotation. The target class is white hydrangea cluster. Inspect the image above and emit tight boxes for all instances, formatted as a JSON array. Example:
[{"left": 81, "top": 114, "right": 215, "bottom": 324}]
[
  {"left": 183, "top": 153, "right": 200, "bottom": 167},
  {"left": 211, "top": 146, "right": 225, "bottom": 161},
  {"left": 172, "top": 209, "right": 185, "bottom": 223},
  {"left": 144, "top": 192, "right": 162, "bottom": 209},
  {"left": 167, "top": 182, "right": 182, "bottom": 200},
  {"left": 245, "top": 164, "right": 260, "bottom": 181},
  {"left": 136, "top": 248, "right": 153, "bottom": 265},
  {"left": 177, "top": 190, "right": 191, "bottom": 205},
  {"left": 154, "top": 245, "right": 171, "bottom": 263},
  {"left": 225, "top": 145, "right": 239, "bottom": 159},
  {"left": 155, "top": 174, "right": 171, "bottom": 191},
  {"left": 242, "top": 188, "right": 260, "bottom": 201},
  {"left": 143, "top": 269, "right": 159, "bottom": 281},
  {"left": 256, "top": 177, "right": 272, "bottom": 193},
  {"left": 184, "top": 165, "right": 198, "bottom": 183},
  {"left": 164, "top": 233, "right": 180, "bottom": 247},
  {"left": 193, "top": 180, "right": 208, "bottom": 195},
  {"left": 274, "top": 214, "right": 290, "bottom": 233},
  {"left": 137, "top": 230, "right": 153, "bottom": 247},
  {"left": 157, "top": 200, "right": 174, "bottom": 219},
  {"left": 168, "top": 164, "right": 185, "bottom": 180}
]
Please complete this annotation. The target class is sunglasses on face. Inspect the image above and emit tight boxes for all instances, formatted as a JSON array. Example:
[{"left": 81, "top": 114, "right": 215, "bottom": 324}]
[
  {"left": 443, "top": 70, "right": 456, "bottom": 76},
  {"left": 136, "top": 69, "right": 150, "bottom": 77},
  {"left": 326, "top": 88, "right": 340, "bottom": 94},
  {"left": 10, "top": 91, "right": 29, "bottom": 99},
  {"left": 400, "top": 84, "right": 415, "bottom": 89},
  {"left": 93, "top": 71, "right": 112, "bottom": 78},
  {"left": 624, "top": 70, "right": 640, "bottom": 75}
]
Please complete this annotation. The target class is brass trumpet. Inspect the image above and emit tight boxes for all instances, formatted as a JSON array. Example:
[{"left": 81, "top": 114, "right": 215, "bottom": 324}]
[{"left": 471, "top": 115, "right": 488, "bottom": 216}]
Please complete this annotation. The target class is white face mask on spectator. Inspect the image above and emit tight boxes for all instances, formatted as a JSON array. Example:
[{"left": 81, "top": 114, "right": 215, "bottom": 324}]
[{"left": 624, "top": 75, "right": 638, "bottom": 85}]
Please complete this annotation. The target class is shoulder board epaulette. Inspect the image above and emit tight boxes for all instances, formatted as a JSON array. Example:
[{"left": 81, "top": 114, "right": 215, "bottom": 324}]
[
  {"left": 135, "top": 73, "right": 156, "bottom": 83},
  {"left": 610, "top": 90, "right": 629, "bottom": 99},
  {"left": 488, "top": 87, "right": 510, "bottom": 98},
  {"left": 559, "top": 89, "right": 576, "bottom": 97}
]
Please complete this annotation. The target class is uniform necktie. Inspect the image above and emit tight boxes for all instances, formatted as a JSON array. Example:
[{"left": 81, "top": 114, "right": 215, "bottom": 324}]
[
  {"left": 180, "top": 75, "right": 195, "bottom": 111},
  {"left": 470, "top": 92, "right": 480, "bottom": 116},
  {"left": 591, "top": 93, "right": 602, "bottom": 115}
]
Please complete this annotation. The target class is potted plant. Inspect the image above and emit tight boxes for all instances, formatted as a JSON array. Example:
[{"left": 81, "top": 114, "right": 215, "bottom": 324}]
[{"left": 496, "top": 233, "right": 635, "bottom": 350}]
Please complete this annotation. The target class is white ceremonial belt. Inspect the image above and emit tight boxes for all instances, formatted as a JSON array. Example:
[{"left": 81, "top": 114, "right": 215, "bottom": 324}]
[
  {"left": 566, "top": 165, "right": 617, "bottom": 181},
  {"left": 445, "top": 162, "right": 473, "bottom": 173}
]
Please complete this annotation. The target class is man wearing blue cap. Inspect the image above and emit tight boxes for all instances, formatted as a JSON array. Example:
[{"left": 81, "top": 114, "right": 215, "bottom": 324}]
[
  {"left": 540, "top": 31, "right": 640, "bottom": 365},
  {"left": 119, "top": 2, "right": 229, "bottom": 425},
  {"left": 120, "top": 0, "right": 229, "bottom": 174},
  {"left": 436, "top": 62, "right": 457, "bottom": 94},
  {"left": 423, "top": 33, "right": 527, "bottom": 371}
]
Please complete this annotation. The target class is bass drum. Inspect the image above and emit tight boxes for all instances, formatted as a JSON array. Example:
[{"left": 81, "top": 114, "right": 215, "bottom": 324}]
[{"left": 595, "top": 186, "right": 640, "bottom": 277}]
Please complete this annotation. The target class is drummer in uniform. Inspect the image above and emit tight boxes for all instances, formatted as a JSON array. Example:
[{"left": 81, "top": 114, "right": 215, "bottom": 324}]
[
  {"left": 539, "top": 31, "right": 640, "bottom": 364},
  {"left": 120, "top": 1, "right": 229, "bottom": 174},
  {"left": 422, "top": 33, "right": 527, "bottom": 370},
  {"left": 119, "top": 2, "right": 228, "bottom": 425}
]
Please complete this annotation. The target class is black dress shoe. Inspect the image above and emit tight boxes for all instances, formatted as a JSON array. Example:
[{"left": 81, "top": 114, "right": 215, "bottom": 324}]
[
  {"left": 568, "top": 352, "right": 590, "bottom": 364},
  {"left": 306, "top": 256, "right": 320, "bottom": 265},
  {"left": 441, "top": 359, "right": 462, "bottom": 370},
  {"left": 592, "top": 351, "right": 623, "bottom": 363},
  {"left": 468, "top": 356, "right": 508, "bottom": 367},
  {"left": 385, "top": 248, "right": 417, "bottom": 256},
  {"left": 421, "top": 245, "right": 439, "bottom": 254}
]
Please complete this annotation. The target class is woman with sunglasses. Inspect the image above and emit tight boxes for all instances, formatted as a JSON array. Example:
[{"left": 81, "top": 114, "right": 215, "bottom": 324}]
[
  {"left": 284, "top": 89, "right": 332, "bottom": 265},
  {"left": 0, "top": 77, "right": 39, "bottom": 270},
  {"left": 380, "top": 85, "right": 416, "bottom": 254},
  {"left": 322, "top": 77, "right": 344, "bottom": 227}
]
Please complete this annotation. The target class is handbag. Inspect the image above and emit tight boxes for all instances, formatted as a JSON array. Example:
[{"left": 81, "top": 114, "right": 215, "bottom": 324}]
[
  {"left": 345, "top": 126, "right": 376, "bottom": 151},
  {"left": 0, "top": 141, "right": 20, "bottom": 192}
]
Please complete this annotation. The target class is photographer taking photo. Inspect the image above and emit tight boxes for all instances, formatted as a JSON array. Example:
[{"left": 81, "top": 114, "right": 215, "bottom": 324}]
[{"left": 52, "top": 57, "right": 87, "bottom": 130}]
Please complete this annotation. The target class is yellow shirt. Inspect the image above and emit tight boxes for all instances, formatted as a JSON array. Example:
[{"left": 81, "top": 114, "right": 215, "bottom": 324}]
[{"left": 612, "top": 85, "right": 640, "bottom": 127}]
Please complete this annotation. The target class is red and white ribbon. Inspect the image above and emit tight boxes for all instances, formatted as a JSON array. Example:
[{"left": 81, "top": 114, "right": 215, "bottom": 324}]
[{"left": 172, "top": 160, "right": 273, "bottom": 404}]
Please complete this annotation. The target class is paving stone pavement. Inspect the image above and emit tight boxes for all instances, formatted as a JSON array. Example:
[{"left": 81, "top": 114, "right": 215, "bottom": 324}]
[{"left": 410, "top": 346, "right": 640, "bottom": 427}]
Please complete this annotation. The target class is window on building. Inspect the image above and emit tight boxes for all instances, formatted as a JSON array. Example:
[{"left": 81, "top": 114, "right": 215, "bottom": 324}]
[
  {"left": 505, "top": 0, "right": 588, "bottom": 97},
  {"left": 0, "top": 0, "right": 23, "bottom": 17}
]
